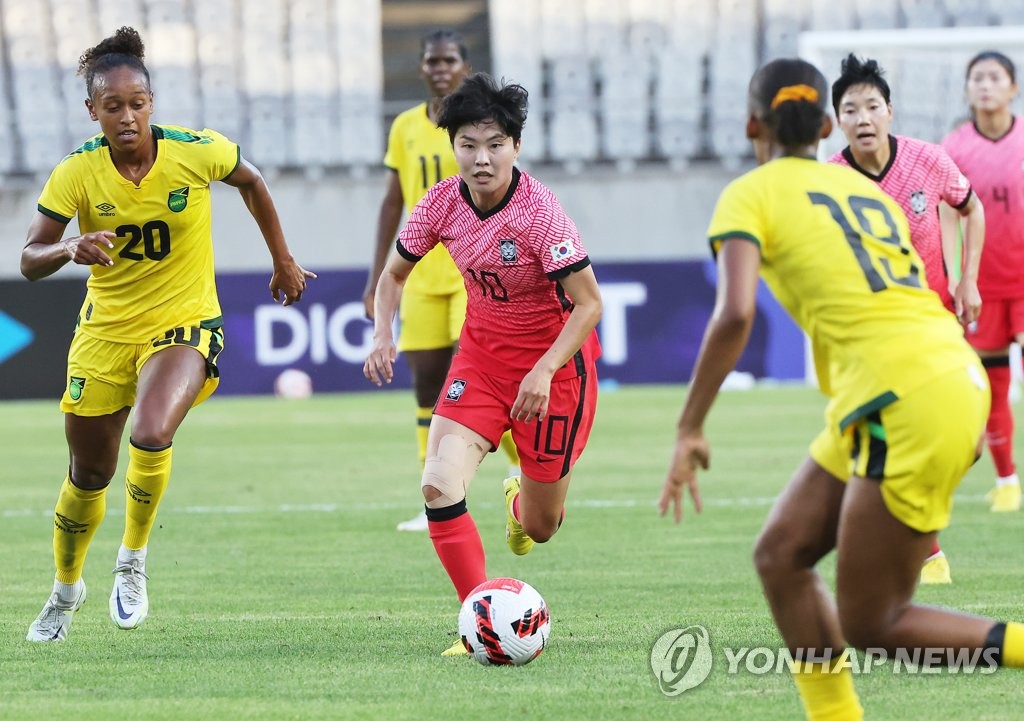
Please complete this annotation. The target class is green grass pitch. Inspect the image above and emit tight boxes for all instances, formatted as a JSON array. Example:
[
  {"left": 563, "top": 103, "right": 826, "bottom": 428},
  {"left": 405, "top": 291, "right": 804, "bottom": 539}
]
[{"left": 1, "top": 384, "right": 1022, "bottom": 720}]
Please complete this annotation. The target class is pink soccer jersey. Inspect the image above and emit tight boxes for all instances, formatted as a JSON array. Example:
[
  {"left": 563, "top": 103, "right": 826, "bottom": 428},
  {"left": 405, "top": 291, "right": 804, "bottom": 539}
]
[
  {"left": 398, "top": 168, "right": 600, "bottom": 380},
  {"left": 830, "top": 135, "right": 972, "bottom": 301},
  {"left": 943, "top": 119, "right": 1024, "bottom": 300}
]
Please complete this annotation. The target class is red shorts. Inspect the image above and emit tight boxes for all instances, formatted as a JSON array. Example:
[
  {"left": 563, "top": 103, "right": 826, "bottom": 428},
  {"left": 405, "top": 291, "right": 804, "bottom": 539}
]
[
  {"left": 965, "top": 297, "right": 1024, "bottom": 351},
  {"left": 434, "top": 353, "right": 598, "bottom": 482}
]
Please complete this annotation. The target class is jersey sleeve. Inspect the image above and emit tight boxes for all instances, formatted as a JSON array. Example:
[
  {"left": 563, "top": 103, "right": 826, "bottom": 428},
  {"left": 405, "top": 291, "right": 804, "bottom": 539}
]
[
  {"left": 707, "top": 176, "right": 766, "bottom": 257},
  {"left": 533, "top": 199, "right": 588, "bottom": 280},
  {"left": 396, "top": 192, "right": 440, "bottom": 261},
  {"left": 936, "top": 147, "right": 972, "bottom": 210},
  {"left": 199, "top": 128, "right": 241, "bottom": 182},
  {"left": 36, "top": 156, "right": 82, "bottom": 224}
]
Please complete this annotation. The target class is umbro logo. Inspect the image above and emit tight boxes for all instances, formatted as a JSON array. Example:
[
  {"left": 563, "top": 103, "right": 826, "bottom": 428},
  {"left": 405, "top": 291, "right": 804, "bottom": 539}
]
[
  {"left": 55, "top": 512, "right": 88, "bottom": 534},
  {"left": 95, "top": 202, "right": 116, "bottom": 216},
  {"left": 127, "top": 480, "right": 152, "bottom": 504}
]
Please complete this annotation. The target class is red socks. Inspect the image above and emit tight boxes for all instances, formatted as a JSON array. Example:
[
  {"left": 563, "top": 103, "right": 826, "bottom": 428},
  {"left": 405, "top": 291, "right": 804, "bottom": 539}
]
[
  {"left": 426, "top": 502, "right": 486, "bottom": 602},
  {"left": 985, "top": 362, "right": 1016, "bottom": 478}
]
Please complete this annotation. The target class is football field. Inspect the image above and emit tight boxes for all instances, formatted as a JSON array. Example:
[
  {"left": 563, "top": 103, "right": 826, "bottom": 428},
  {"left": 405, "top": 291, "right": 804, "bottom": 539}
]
[{"left": 1, "top": 384, "right": 1022, "bottom": 720}]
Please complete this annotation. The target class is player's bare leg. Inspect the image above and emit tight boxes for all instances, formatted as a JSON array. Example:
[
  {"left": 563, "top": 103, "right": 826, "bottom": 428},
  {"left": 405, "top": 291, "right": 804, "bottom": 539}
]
[
  {"left": 398, "top": 346, "right": 457, "bottom": 531},
  {"left": 837, "top": 475, "right": 1007, "bottom": 653},
  {"left": 754, "top": 458, "right": 861, "bottom": 721},
  {"left": 111, "top": 346, "right": 206, "bottom": 630}
]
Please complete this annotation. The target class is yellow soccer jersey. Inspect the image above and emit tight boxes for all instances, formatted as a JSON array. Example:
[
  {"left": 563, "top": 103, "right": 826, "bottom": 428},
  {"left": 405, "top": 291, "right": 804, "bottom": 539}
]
[
  {"left": 38, "top": 125, "right": 239, "bottom": 344},
  {"left": 708, "top": 157, "right": 975, "bottom": 429},
  {"left": 384, "top": 102, "right": 461, "bottom": 296}
]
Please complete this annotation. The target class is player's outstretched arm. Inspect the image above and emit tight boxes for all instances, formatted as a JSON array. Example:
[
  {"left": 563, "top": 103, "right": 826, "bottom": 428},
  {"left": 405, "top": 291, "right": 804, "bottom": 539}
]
[
  {"left": 660, "top": 239, "right": 761, "bottom": 522},
  {"left": 364, "top": 251, "right": 416, "bottom": 386},
  {"left": 222, "top": 155, "right": 316, "bottom": 306},
  {"left": 20, "top": 212, "right": 115, "bottom": 281}
]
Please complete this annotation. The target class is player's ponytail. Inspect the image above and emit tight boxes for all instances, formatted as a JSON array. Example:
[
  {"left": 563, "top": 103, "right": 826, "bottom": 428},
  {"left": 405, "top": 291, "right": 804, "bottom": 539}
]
[
  {"left": 78, "top": 27, "right": 150, "bottom": 98},
  {"left": 750, "top": 59, "right": 829, "bottom": 149}
]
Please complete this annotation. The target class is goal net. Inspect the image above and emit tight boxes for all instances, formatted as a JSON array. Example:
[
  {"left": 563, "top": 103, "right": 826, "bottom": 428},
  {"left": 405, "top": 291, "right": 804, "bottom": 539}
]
[{"left": 799, "top": 26, "right": 1024, "bottom": 160}]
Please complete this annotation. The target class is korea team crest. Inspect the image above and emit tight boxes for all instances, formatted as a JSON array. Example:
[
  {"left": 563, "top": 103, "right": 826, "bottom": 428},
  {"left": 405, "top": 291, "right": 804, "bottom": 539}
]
[
  {"left": 499, "top": 238, "right": 518, "bottom": 263},
  {"left": 445, "top": 379, "right": 467, "bottom": 402},
  {"left": 168, "top": 186, "right": 189, "bottom": 213},
  {"left": 909, "top": 190, "right": 927, "bottom": 215}
]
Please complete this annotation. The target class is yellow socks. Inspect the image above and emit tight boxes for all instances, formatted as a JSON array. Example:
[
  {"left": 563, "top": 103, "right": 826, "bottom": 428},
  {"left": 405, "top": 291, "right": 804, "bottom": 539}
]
[
  {"left": 416, "top": 407, "right": 433, "bottom": 467},
  {"left": 997, "top": 622, "right": 1024, "bottom": 668},
  {"left": 499, "top": 430, "right": 520, "bottom": 467},
  {"left": 122, "top": 440, "right": 172, "bottom": 550},
  {"left": 791, "top": 653, "right": 864, "bottom": 721},
  {"left": 53, "top": 475, "right": 106, "bottom": 584}
]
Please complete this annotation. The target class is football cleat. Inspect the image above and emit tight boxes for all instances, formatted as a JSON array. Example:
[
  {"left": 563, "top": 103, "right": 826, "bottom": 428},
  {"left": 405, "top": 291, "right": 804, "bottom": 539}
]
[
  {"left": 27, "top": 582, "right": 87, "bottom": 642},
  {"left": 988, "top": 483, "right": 1022, "bottom": 513},
  {"left": 397, "top": 510, "right": 429, "bottom": 532},
  {"left": 109, "top": 557, "right": 149, "bottom": 629},
  {"left": 441, "top": 637, "right": 470, "bottom": 657},
  {"left": 503, "top": 476, "right": 534, "bottom": 556},
  {"left": 920, "top": 554, "right": 952, "bottom": 585}
]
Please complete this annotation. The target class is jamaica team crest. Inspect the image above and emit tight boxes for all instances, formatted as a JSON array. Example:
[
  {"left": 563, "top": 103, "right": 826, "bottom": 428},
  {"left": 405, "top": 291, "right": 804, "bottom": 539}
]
[
  {"left": 168, "top": 186, "right": 189, "bottom": 212},
  {"left": 68, "top": 376, "right": 86, "bottom": 401}
]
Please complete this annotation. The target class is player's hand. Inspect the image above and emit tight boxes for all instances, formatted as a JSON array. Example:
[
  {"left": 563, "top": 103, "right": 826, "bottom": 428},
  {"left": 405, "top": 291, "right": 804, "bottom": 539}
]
[
  {"left": 364, "top": 337, "right": 397, "bottom": 386},
  {"left": 659, "top": 431, "right": 709, "bottom": 523},
  {"left": 270, "top": 259, "right": 317, "bottom": 306},
  {"left": 953, "top": 278, "right": 981, "bottom": 326},
  {"left": 64, "top": 231, "right": 116, "bottom": 267},
  {"left": 511, "top": 367, "right": 553, "bottom": 422}
]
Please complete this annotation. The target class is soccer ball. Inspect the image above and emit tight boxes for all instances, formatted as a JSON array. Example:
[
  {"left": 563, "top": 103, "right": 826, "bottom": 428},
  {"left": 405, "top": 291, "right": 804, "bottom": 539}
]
[
  {"left": 458, "top": 578, "right": 551, "bottom": 666},
  {"left": 273, "top": 368, "right": 313, "bottom": 399}
]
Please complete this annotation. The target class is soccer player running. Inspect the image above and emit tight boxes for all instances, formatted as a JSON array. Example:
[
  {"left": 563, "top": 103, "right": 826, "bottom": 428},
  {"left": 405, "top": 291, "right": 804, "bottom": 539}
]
[
  {"left": 942, "top": 51, "right": 1024, "bottom": 513},
  {"left": 363, "top": 30, "right": 521, "bottom": 533},
  {"left": 659, "top": 58, "right": 1024, "bottom": 721},
  {"left": 829, "top": 54, "right": 986, "bottom": 585},
  {"left": 21, "top": 27, "right": 314, "bottom": 642},
  {"left": 364, "top": 73, "right": 602, "bottom": 656}
]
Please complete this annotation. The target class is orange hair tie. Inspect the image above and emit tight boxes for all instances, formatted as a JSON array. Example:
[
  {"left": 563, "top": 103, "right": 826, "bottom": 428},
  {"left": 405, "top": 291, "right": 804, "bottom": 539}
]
[{"left": 770, "top": 84, "right": 820, "bottom": 109}]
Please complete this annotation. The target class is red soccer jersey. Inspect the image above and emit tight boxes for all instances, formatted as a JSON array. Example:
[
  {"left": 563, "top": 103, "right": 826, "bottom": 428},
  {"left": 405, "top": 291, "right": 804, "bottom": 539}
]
[
  {"left": 398, "top": 168, "right": 600, "bottom": 381},
  {"left": 943, "top": 118, "right": 1024, "bottom": 300},
  {"left": 830, "top": 135, "right": 972, "bottom": 300}
]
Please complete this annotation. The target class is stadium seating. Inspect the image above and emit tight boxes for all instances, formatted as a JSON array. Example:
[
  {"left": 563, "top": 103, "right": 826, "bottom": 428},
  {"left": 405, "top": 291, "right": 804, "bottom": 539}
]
[{"left": 1, "top": 0, "right": 1022, "bottom": 177}]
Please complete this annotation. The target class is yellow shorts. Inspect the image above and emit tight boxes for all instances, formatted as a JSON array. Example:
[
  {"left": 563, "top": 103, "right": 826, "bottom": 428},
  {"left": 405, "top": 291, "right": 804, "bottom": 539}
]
[
  {"left": 397, "top": 284, "right": 467, "bottom": 352},
  {"left": 810, "top": 362, "right": 990, "bottom": 532},
  {"left": 60, "top": 324, "right": 224, "bottom": 416}
]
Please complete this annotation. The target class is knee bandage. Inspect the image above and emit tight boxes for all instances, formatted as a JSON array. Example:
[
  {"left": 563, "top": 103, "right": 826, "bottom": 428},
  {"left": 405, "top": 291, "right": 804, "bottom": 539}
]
[{"left": 422, "top": 434, "right": 485, "bottom": 508}]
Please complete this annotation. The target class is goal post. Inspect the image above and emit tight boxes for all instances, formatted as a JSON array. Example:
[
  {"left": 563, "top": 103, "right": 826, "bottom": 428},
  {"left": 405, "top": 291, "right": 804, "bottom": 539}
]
[{"left": 800, "top": 26, "right": 1024, "bottom": 158}]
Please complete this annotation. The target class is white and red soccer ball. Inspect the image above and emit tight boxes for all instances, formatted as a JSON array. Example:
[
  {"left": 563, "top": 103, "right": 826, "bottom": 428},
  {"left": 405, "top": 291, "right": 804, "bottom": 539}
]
[{"left": 458, "top": 578, "right": 551, "bottom": 666}]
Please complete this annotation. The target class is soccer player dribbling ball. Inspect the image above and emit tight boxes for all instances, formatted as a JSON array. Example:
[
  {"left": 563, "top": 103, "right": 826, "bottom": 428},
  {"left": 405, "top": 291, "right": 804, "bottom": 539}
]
[
  {"left": 942, "top": 51, "right": 1024, "bottom": 514},
  {"left": 364, "top": 73, "right": 602, "bottom": 657},
  {"left": 363, "top": 30, "right": 522, "bottom": 533},
  {"left": 829, "top": 53, "right": 987, "bottom": 585},
  {"left": 659, "top": 57, "right": 1024, "bottom": 721},
  {"left": 22, "top": 27, "right": 315, "bottom": 642}
]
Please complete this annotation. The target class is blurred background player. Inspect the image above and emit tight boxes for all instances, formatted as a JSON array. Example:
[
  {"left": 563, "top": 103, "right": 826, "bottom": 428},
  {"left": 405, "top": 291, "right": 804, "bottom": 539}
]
[
  {"left": 364, "top": 73, "right": 602, "bottom": 656},
  {"left": 943, "top": 51, "right": 1024, "bottom": 514},
  {"left": 363, "top": 29, "right": 520, "bottom": 532},
  {"left": 660, "top": 57, "right": 1024, "bottom": 721},
  {"left": 21, "top": 27, "right": 314, "bottom": 642},
  {"left": 829, "top": 53, "right": 986, "bottom": 584}
]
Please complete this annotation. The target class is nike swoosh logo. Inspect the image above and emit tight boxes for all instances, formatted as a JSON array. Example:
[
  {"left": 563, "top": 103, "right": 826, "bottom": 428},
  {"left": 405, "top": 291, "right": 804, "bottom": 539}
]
[
  {"left": 534, "top": 456, "right": 554, "bottom": 463},
  {"left": 115, "top": 587, "right": 133, "bottom": 620}
]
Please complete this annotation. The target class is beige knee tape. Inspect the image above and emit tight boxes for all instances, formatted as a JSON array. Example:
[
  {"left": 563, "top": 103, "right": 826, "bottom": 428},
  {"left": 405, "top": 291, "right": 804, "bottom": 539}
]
[{"left": 422, "top": 434, "right": 483, "bottom": 508}]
